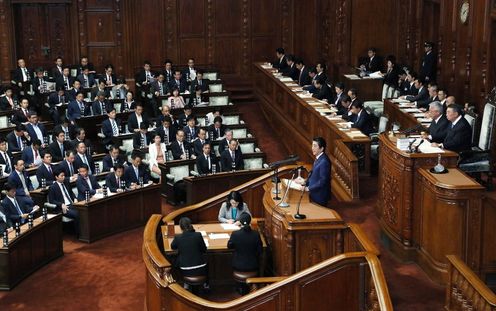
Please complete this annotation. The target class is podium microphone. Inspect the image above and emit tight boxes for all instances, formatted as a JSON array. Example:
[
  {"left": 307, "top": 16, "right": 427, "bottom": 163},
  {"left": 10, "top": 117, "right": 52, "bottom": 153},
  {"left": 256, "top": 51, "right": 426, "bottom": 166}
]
[{"left": 294, "top": 183, "right": 307, "bottom": 220}]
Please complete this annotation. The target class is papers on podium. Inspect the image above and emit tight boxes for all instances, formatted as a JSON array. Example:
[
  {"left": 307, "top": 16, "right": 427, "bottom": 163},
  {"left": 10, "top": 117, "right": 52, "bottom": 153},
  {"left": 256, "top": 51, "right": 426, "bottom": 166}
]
[
  {"left": 282, "top": 178, "right": 306, "bottom": 191},
  {"left": 208, "top": 233, "right": 230, "bottom": 239},
  {"left": 220, "top": 223, "right": 239, "bottom": 230}
]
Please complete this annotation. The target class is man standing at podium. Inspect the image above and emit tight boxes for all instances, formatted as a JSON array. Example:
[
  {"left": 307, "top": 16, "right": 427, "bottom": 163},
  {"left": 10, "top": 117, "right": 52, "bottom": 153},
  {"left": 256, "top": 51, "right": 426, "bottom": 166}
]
[{"left": 297, "top": 137, "right": 331, "bottom": 206}]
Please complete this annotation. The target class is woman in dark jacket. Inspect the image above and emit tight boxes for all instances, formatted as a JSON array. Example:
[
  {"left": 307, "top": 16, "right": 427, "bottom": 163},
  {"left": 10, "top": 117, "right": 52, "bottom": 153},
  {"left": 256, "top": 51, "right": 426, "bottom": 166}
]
[
  {"left": 170, "top": 217, "right": 208, "bottom": 281},
  {"left": 227, "top": 213, "right": 263, "bottom": 294}
]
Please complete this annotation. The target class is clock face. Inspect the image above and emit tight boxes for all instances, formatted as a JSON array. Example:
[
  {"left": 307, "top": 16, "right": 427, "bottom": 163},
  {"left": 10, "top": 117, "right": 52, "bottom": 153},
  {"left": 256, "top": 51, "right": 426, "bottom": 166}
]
[{"left": 460, "top": 2, "right": 469, "bottom": 24}]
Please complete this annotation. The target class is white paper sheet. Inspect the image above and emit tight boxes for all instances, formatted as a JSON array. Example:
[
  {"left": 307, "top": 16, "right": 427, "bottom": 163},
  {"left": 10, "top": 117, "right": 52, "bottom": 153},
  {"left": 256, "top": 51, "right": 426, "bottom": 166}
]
[
  {"left": 209, "top": 233, "right": 231, "bottom": 239},
  {"left": 220, "top": 224, "right": 239, "bottom": 230}
]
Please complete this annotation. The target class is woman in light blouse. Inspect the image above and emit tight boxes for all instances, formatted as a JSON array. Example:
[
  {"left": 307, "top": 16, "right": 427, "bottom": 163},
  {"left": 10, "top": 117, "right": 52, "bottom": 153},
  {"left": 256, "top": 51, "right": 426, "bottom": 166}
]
[
  {"left": 148, "top": 133, "right": 167, "bottom": 177},
  {"left": 218, "top": 190, "right": 251, "bottom": 225},
  {"left": 168, "top": 87, "right": 185, "bottom": 109}
]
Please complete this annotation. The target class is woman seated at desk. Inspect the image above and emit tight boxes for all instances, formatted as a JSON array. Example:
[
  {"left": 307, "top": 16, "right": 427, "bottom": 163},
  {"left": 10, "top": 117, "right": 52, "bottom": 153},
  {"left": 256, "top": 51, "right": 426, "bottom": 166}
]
[
  {"left": 122, "top": 90, "right": 136, "bottom": 111},
  {"left": 228, "top": 213, "right": 263, "bottom": 295},
  {"left": 218, "top": 190, "right": 251, "bottom": 225},
  {"left": 170, "top": 217, "right": 208, "bottom": 290},
  {"left": 148, "top": 133, "right": 167, "bottom": 178},
  {"left": 167, "top": 87, "right": 185, "bottom": 109}
]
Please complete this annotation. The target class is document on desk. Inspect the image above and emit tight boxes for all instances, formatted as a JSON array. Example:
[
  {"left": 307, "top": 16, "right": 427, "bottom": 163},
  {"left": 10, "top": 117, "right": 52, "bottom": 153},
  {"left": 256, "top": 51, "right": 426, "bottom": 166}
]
[
  {"left": 401, "top": 108, "right": 422, "bottom": 113},
  {"left": 368, "top": 71, "right": 384, "bottom": 79},
  {"left": 220, "top": 224, "right": 239, "bottom": 230},
  {"left": 344, "top": 74, "right": 360, "bottom": 80},
  {"left": 298, "top": 93, "right": 313, "bottom": 99},
  {"left": 392, "top": 98, "right": 410, "bottom": 103},
  {"left": 347, "top": 131, "right": 367, "bottom": 138},
  {"left": 418, "top": 142, "right": 445, "bottom": 153},
  {"left": 209, "top": 233, "right": 231, "bottom": 239},
  {"left": 279, "top": 77, "right": 294, "bottom": 82},
  {"left": 417, "top": 118, "right": 432, "bottom": 123}
]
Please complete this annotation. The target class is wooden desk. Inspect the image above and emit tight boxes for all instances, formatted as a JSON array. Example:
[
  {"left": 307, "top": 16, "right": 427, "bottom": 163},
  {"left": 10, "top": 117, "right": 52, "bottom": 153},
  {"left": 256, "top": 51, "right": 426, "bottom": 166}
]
[
  {"left": 73, "top": 183, "right": 161, "bottom": 243},
  {"left": 162, "top": 223, "right": 267, "bottom": 285},
  {"left": 383, "top": 99, "right": 429, "bottom": 131},
  {"left": 262, "top": 180, "right": 346, "bottom": 275},
  {"left": 342, "top": 73, "right": 383, "bottom": 101},
  {"left": 417, "top": 168, "right": 485, "bottom": 283},
  {"left": 253, "top": 62, "right": 371, "bottom": 200},
  {"left": 377, "top": 133, "right": 459, "bottom": 260},
  {"left": 0, "top": 214, "right": 63, "bottom": 290},
  {"left": 184, "top": 168, "right": 270, "bottom": 205}
]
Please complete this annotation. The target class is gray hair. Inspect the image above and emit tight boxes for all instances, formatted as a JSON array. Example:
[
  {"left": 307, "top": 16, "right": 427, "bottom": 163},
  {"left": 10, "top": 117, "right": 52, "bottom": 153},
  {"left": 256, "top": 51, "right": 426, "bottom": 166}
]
[{"left": 429, "top": 101, "right": 443, "bottom": 113}]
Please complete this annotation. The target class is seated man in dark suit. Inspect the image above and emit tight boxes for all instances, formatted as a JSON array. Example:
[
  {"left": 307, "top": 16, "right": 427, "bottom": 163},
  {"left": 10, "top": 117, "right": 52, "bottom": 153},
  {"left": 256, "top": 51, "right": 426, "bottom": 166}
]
[
  {"left": 56, "top": 150, "right": 78, "bottom": 183},
  {"left": 102, "top": 146, "right": 127, "bottom": 172},
  {"left": 1, "top": 182, "right": 38, "bottom": 226},
  {"left": 432, "top": 104, "right": 472, "bottom": 153},
  {"left": 101, "top": 107, "right": 122, "bottom": 147},
  {"left": 183, "top": 115, "right": 199, "bottom": 142},
  {"left": 192, "top": 129, "right": 210, "bottom": 157},
  {"left": 52, "top": 117, "right": 76, "bottom": 141},
  {"left": 123, "top": 152, "right": 150, "bottom": 188},
  {"left": 75, "top": 163, "right": 101, "bottom": 201},
  {"left": 0, "top": 87, "right": 17, "bottom": 111},
  {"left": 7, "top": 159, "right": 34, "bottom": 205},
  {"left": 208, "top": 116, "right": 227, "bottom": 141},
  {"left": 168, "top": 70, "right": 187, "bottom": 94},
  {"left": 48, "top": 130, "right": 70, "bottom": 163},
  {"left": 127, "top": 104, "right": 148, "bottom": 133},
  {"left": 21, "top": 138, "right": 43, "bottom": 168},
  {"left": 400, "top": 77, "right": 429, "bottom": 107},
  {"left": 312, "top": 77, "right": 333, "bottom": 103},
  {"left": 170, "top": 130, "right": 193, "bottom": 160},
  {"left": 220, "top": 139, "right": 244, "bottom": 172},
  {"left": 134, "top": 61, "right": 155, "bottom": 100},
  {"left": 218, "top": 129, "right": 233, "bottom": 155},
  {"left": 189, "top": 86, "right": 208, "bottom": 107},
  {"left": 273, "top": 47, "right": 288, "bottom": 72},
  {"left": 36, "top": 151, "right": 55, "bottom": 188},
  {"left": 48, "top": 168, "right": 79, "bottom": 233},
  {"left": 73, "top": 141, "right": 96, "bottom": 175},
  {"left": 149, "top": 73, "right": 169, "bottom": 118},
  {"left": 182, "top": 58, "right": 197, "bottom": 84},
  {"left": 55, "top": 66, "right": 73, "bottom": 90},
  {"left": 0, "top": 138, "right": 14, "bottom": 176},
  {"left": 359, "top": 47, "right": 383, "bottom": 73},
  {"left": 67, "top": 92, "right": 90, "bottom": 123},
  {"left": 26, "top": 112, "right": 47, "bottom": 145},
  {"left": 295, "top": 58, "right": 311, "bottom": 87},
  {"left": 47, "top": 87, "right": 66, "bottom": 124},
  {"left": 281, "top": 55, "right": 299, "bottom": 81},
  {"left": 105, "top": 163, "right": 127, "bottom": 193},
  {"left": 91, "top": 91, "right": 112, "bottom": 116},
  {"left": 421, "top": 101, "right": 450, "bottom": 143},
  {"left": 90, "top": 80, "right": 110, "bottom": 102},
  {"left": 416, "top": 83, "right": 439, "bottom": 110},
  {"left": 156, "top": 116, "right": 177, "bottom": 145},
  {"left": 196, "top": 143, "right": 218, "bottom": 175},
  {"left": 335, "top": 95, "right": 353, "bottom": 120},
  {"left": 133, "top": 123, "right": 152, "bottom": 150},
  {"left": 189, "top": 70, "right": 209, "bottom": 93},
  {"left": 7, "top": 124, "right": 31, "bottom": 152},
  {"left": 349, "top": 101, "right": 375, "bottom": 136},
  {"left": 177, "top": 105, "right": 193, "bottom": 128},
  {"left": 76, "top": 66, "right": 96, "bottom": 89},
  {"left": 157, "top": 105, "right": 179, "bottom": 129},
  {"left": 11, "top": 98, "right": 31, "bottom": 126},
  {"left": 0, "top": 205, "right": 9, "bottom": 231}
]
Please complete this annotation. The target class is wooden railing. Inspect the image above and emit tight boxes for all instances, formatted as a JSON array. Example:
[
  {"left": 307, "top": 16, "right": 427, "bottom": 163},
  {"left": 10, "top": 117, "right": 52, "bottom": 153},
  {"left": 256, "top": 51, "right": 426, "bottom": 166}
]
[
  {"left": 446, "top": 255, "right": 496, "bottom": 311},
  {"left": 143, "top": 165, "right": 391, "bottom": 310},
  {"left": 329, "top": 139, "right": 360, "bottom": 201}
]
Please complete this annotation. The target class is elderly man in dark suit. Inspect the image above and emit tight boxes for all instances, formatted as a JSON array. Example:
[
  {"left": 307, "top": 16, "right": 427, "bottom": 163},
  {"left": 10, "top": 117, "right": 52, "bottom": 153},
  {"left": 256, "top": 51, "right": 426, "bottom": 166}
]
[
  {"left": 432, "top": 104, "right": 472, "bottom": 153},
  {"left": 422, "top": 101, "right": 450, "bottom": 143}
]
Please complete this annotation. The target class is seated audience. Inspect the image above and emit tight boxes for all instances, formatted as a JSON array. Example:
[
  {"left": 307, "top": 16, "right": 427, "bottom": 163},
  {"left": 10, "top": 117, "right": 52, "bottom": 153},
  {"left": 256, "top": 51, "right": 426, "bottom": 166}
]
[
  {"left": 48, "top": 169, "right": 80, "bottom": 233},
  {"left": 295, "top": 58, "right": 311, "bottom": 87},
  {"left": 0, "top": 87, "right": 17, "bottom": 110},
  {"left": 432, "top": 104, "right": 472, "bottom": 152},
  {"left": 349, "top": 101, "right": 375, "bottom": 136},
  {"left": 312, "top": 77, "right": 333, "bottom": 102},
  {"left": 7, "top": 124, "right": 31, "bottom": 152},
  {"left": 0, "top": 138, "right": 14, "bottom": 176},
  {"left": 67, "top": 92, "right": 89, "bottom": 122},
  {"left": 218, "top": 129, "right": 234, "bottom": 155},
  {"left": 168, "top": 87, "right": 186, "bottom": 109},
  {"left": 105, "top": 163, "right": 126, "bottom": 193},
  {"left": 122, "top": 91, "right": 136, "bottom": 111},
  {"left": 127, "top": 104, "right": 148, "bottom": 133},
  {"left": 281, "top": 54, "right": 299, "bottom": 81},
  {"left": 76, "top": 163, "right": 101, "bottom": 201},
  {"left": 148, "top": 133, "right": 167, "bottom": 176},
  {"left": 218, "top": 190, "right": 251, "bottom": 224},
  {"left": 7, "top": 159, "right": 34, "bottom": 205},
  {"left": 1, "top": 182, "right": 38, "bottom": 226},
  {"left": 208, "top": 116, "right": 226, "bottom": 141},
  {"left": 168, "top": 70, "right": 187, "bottom": 93},
  {"left": 73, "top": 141, "right": 96, "bottom": 175},
  {"left": 196, "top": 143, "right": 218, "bottom": 175},
  {"left": 192, "top": 129, "right": 209, "bottom": 157},
  {"left": 21, "top": 138, "right": 43, "bottom": 168},
  {"left": 273, "top": 47, "right": 288, "bottom": 71},
  {"left": 133, "top": 123, "right": 152, "bottom": 149},
  {"left": 123, "top": 152, "right": 150, "bottom": 187},
  {"left": 171, "top": 130, "right": 193, "bottom": 160},
  {"left": 421, "top": 101, "right": 450, "bottom": 143},
  {"left": 183, "top": 115, "right": 199, "bottom": 142},
  {"left": 101, "top": 107, "right": 122, "bottom": 146},
  {"left": 48, "top": 130, "right": 70, "bottom": 162},
  {"left": 102, "top": 146, "right": 127, "bottom": 172},
  {"left": 12, "top": 99, "right": 30, "bottom": 125},
  {"left": 360, "top": 47, "right": 383, "bottom": 72},
  {"left": 189, "top": 70, "right": 209, "bottom": 93},
  {"left": 35, "top": 151, "right": 55, "bottom": 187},
  {"left": 220, "top": 139, "right": 244, "bottom": 172},
  {"left": 156, "top": 116, "right": 176, "bottom": 145}
]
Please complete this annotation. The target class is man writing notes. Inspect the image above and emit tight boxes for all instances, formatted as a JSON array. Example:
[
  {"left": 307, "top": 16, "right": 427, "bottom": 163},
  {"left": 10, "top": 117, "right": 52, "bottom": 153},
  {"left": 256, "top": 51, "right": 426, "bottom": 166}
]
[{"left": 296, "top": 137, "right": 331, "bottom": 207}]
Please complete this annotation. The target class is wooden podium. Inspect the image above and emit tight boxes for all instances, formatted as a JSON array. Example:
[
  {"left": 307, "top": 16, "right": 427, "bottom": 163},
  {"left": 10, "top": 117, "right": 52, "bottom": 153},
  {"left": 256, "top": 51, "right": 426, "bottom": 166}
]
[
  {"left": 417, "top": 168, "right": 485, "bottom": 283},
  {"left": 262, "top": 180, "right": 346, "bottom": 275},
  {"left": 377, "top": 133, "right": 459, "bottom": 260}
]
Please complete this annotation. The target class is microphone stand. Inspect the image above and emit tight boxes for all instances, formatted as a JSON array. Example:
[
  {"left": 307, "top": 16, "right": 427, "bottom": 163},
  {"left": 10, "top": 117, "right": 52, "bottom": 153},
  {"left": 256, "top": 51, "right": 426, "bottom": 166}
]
[
  {"left": 276, "top": 169, "right": 296, "bottom": 208},
  {"left": 294, "top": 183, "right": 307, "bottom": 219},
  {"left": 272, "top": 166, "right": 281, "bottom": 200}
]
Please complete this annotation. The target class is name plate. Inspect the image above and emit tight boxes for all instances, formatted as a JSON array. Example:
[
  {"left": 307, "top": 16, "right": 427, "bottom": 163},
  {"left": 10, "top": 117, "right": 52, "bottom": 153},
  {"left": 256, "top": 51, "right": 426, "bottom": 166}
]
[{"left": 396, "top": 138, "right": 410, "bottom": 151}]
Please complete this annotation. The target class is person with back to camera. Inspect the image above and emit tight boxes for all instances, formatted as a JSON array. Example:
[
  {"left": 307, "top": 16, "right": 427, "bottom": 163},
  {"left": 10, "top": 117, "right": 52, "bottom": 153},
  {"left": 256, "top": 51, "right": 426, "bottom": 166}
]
[
  {"left": 218, "top": 190, "right": 251, "bottom": 225},
  {"left": 170, "top": 217, "right": 209, "bottom": 291},
  {"left": 227, "top": 212, "right": 263, "bottom": 295}
]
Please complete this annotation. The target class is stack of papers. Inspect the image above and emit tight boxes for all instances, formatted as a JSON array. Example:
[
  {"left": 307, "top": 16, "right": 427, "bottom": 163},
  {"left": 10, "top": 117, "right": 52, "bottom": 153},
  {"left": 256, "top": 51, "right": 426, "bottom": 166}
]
[
  {"left": 347, "top": 130, "right": 367, "bottom": 138},
  {"left": 279, "top": 77, "right": 293, "bottom": 82},
  {"left": 220, "top": 224, "right": 239, "bottom": 230},
  {"left": 327, "top": 115, "right": 343, "bottom": 121},
  {"left": 401, "top": 108, "right": 421, "bottom": 113},
  {"left": 209, "top": 233, "right": 230, "bottom": 239},
  {"left": 298, "top": 93, "right": 313, "bottom": 99},
  {"left": 413, "top": 113, "right": 426, "bottom": 117},
  {"left": 418, "top": 118, "right": 432, "bottom": 123},
  {"left": 418, "top": 143, "right": 445, "bottom": 154},
  {"left": 392, "top": 98, "right": 410, "bottom": 103},
  {"left": 368, "top": 71, "right": 384, "bottom": 79},
  {"left": 344, "top": 74, "right": 360, "bottom": 80}
]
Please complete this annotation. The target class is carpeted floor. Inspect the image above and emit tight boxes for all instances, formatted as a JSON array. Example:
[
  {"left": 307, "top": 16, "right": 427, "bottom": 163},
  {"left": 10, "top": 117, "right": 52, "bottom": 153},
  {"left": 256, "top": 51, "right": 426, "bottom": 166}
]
[{"left": 0, "top": 101, "right": 446, "bottom": 310}]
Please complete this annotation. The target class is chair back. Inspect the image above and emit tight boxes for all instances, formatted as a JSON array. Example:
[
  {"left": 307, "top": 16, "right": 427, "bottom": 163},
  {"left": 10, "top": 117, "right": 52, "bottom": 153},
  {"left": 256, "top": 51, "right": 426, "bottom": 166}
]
[
  {"left": 463, "top": 113, "right": 477, "bottom": 146},
  {"left": 381, "top": 84, "right": 389, "bottom": 100},
  {"left": 478, "top": 103, "right": 496, "bottom": 150},
  {"left": 378, "top": 116, "right": 389, "bottom": 133}
]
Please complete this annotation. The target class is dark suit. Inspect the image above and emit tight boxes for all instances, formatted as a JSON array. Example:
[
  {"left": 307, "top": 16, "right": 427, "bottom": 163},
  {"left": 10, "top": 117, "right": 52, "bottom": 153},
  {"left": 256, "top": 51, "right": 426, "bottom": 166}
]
[
  {"left": 127, "top": 113, "right": 148, "bottom": 133},
  {"left": 420, "top": 51, "right": 437, "bottom": 81},
  {"left": 156, "top": 125, "right": 176, "bottom": 144},
  {"left": 0, "top": 96, "right": 16, "bottom": 111},
  {"left": 183, "top": 125, "right": 199, "bottom": 141},
  {"left": 25, "top": 122, "right": 47, "bottom": 142},
  {"left": 36, "top": 164, "right": 55, "bottom": 187},
  {"left": 417, "top": 95, "right": 438, "bottom": 110},
  {"left": 307, "top": 153, "right": 331, "bottom": 206},
  {"left": 132, "top": 132, "right": 152, "bottom": 149},
  {"left": 48, "top": 181, "right": 79, "bottom": 226},
  {"left": 74, "top": 153, "right": 96, "bottom": 175},
  {"left": 207, "top": 124, "right": 226, "bottom": 141},
  {"left": 21, "top": 147, "right": 41, "bottom": 166},
  {"left": 150, "top": 80, "right": 169, "bottom": 97},
  {"left": 123, "top": 164, "right": 149, "bottom": 186},
  {"left": 383, "top": 66, "right": 400, "bottom": 88},
  {"left": 102, "top": 154, "right": 126, "bottom": 172},
  {"left": 273, "top": 55, "right": 288, "bottom": 71},
  {"left": 76, "top": 174, "right": 100, "bottom": 201},
  {"left": 0, "top": 150, "right": 14, "bottom": 175},
  {"left": 168, "top": 79, "right": 187, "bottom": 93},
  {"left": 7, "top": 170, "right": 34, "bottom": 197},
  {"left": 227, "top": 228, "right": 262, "bottom": 271},
  {"left": 182, "top": 68, "right": 197, "bottom": 83},
  {"left": 443, "top": 117, "right": 472, "bottom": 152},
  {"left": 48, "top": 141, "right": 70, "bottom": 162},
  {"left": 91, "top": 100, "right": 112, "bottom": 116},
  {"left": 51, "top": 66, "right": 64, "bottom": 79},
  {"left": 12, "top": 108, "right": 30, "bottom": 125},
  {"left": 170, "top": 231, "right": 207, "bottom": 269},
  {"left": 282, "top": 64, "right": 299, "bottom": 81},
  {"left": 52, "top": 124, "right": 76, "bottom": 141},
  {"left": 12, "top": 67, "right": 33, "bottom": 84},
  {"left": 298, "top": 66, "right": 311, "bottom": 86},
  {"left": 190, "top": 78, "right": 210, "bottom": 93},
  {"left": 105, "top": 173, "right": 124, "bottom": 193},
  {"left": 101, "top": 73, "right": 117, "bottom": 86},
  {"left": 405, "top": 86, "right": 429, "bottom": 103},
  {"left": 55, "top": 75, "right": 74, "bottom": 90},
  {"left": 220, "top": 149, "right": 244, "bottom": 172},
  {"left": 189, "top": 94, "right": 208, "bottom": 107},
  {"left": 57, "top": 160, "right": 77, "bottom": 184},
  {"left": 217, "top": 138, "right": 231, "bottom": 155},
  {"left": 65, "top": 87, "right": 82, "bottom": 102},
  {"left": 76, "top": 74, "right": 96, "bottom": 88},
  {"left": 352, "top": 110, "right": 375, "bottom": 136},
  {"left": 312, "top": 84, "right": 334, "bottom": 102},
  {"left": 6, "top": 131, "right": 30, "bottom": 152},
  {"left": 170, "top": 140, "right": 192, "bottom": 160},
  {"left": 196, "top": 153, "right": 218, "bottom": 175},
  {"left": 364, "top": 56, "right": 383, "bottom": 72},
  {"left": 428, "top": 115, "right": 450, "bottom": 143},
  {"left": 101, "top": 118, "right": 121, "bottom": 145},
  {"left": 67, "top": 100, "right": 89, "bottom": 121},
  {"left": 192, "top": 139, "right": 210, "bottom": 157},
  {"left": 1, "top": 196, "right": 33, "bottom": 225}
]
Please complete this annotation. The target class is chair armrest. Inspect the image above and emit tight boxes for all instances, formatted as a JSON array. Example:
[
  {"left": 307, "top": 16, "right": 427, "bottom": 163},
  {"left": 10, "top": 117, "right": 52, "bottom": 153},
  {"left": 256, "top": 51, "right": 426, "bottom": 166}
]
[
  {"left": 458, "top": 149, "right": 490, "bottom": 164},
  {"left": 246, "top": 276, "right": 287, "bottom": 285}
]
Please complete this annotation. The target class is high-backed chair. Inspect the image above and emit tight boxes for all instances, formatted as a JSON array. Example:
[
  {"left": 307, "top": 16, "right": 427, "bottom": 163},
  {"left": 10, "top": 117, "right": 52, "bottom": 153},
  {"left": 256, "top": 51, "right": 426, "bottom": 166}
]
[
  {"left": 459, "top": 102, "right": 496, "bottom": 188},
  {"left": 370, "top": 115, "right": 389, "bottom": 160}
]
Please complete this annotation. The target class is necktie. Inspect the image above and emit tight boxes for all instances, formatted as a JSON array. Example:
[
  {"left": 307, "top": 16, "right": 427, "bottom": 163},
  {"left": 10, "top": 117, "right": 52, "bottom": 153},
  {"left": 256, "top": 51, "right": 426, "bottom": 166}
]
[
  {"left": 60, "top": 143, "right": 64, "bottom": 155},
  {"left": 217, "top": 128, "right": 220, "bottom": 138},
  {"left": 111, "top": 120, "right": 118, "bottom": 136},
  {"left": 134, "top": 167, "right": 139, "bottom": 180},
  {"left": 191, "top": 128, "right": 195, "bottom": 137},
  {"left": 3, "top": 152, "right": 11, "bottom": 173},
  {"left": 451, "top": 123, "right": 455, "bottom": 129},
  {"left": 34, "top": 148, "right": 38, "bottom": 160},
  {"left": 60, "top": 183, "right": 73, "bottom": 204},
  {"left": 207, "top": 156, "right": 211, "bottom": 170},
  {"left": 47, "top": 165, "right": 52, "bottom": 174},
  {"left": 18, "top": 136, "right": 22, "bottom": 150},
  {"left": 180, "top": 143, "right": 185, "bottom": 154},
  {"left": 231, "top": 151, "right": 235, "bottom": 161},
  {"left": 159, "top": 83, "right": 163, "bottom": 95},
  {"left": 23, "top": 109, "right": 28, "bottom": 117},
  {"left": 199, "top": 80, "right": 202, "bottom": 86},
  {"left": 68, "top": 162, "right": 73, "bottom": 176},
  {"left": 116, "top": 176, "right": 120, "bottom": 187},
  {"left": 86, "top": 177, "right": 93, "bottom": 190},
  {"left": 0, "top": 209, "right": 5, "bottom": 223},
  {"left": 13, "top": 198, "right": 23, "bottom": 216},
  {"left": 19, "top": 172, "right": 29, "bottom": 194},
  {"left": 84, "top": 76, "right": 89, "bottom": 88},
  {"left": 8, "top": 97, "right": 13, "bottom": 108},
  {"left": 83, "top": 155, "right": 92, "bottom": 174},
  {"left": 108, "top": 75, "right": 112, "bottom": 85}
]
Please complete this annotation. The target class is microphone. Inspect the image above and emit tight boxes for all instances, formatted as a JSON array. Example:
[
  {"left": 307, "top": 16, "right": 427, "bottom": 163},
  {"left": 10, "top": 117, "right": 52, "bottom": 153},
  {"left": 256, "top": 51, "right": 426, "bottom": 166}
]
[
  {"left": 414, "top": 139, "right": 424, "bottom": 153},
  {"left": 294, "top": 184, "right": 307, "bottom": 220}
]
